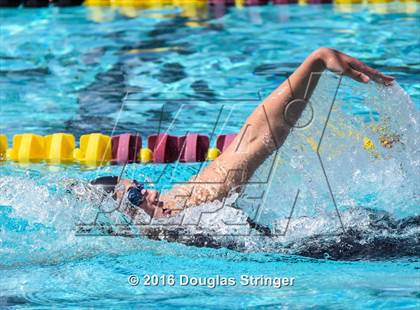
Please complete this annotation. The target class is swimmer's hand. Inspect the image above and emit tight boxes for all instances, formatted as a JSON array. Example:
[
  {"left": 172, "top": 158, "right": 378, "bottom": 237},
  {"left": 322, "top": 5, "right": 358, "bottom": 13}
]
[{"left": 314, "top": 47, "right": 394, "bottom": 85}]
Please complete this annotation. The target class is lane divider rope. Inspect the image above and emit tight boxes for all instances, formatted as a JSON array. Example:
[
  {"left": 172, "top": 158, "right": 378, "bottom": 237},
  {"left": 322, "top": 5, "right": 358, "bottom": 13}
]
[{"left": 0, "top": 133, "right": 236, "bottom": 166}]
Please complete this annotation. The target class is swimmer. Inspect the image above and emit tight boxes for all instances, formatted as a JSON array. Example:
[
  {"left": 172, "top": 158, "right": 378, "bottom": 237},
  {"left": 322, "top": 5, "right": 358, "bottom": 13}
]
[{"left": 89, "top": 48, "right": 394, "bottom": 219}]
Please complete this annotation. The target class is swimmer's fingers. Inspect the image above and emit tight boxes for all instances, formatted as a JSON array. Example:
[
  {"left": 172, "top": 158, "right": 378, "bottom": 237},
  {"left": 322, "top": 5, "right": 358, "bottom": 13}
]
[
  {"left": 345, "top": 65, "right": 370, "bottom": 83},
  {"left": 349, "top": 59, "right": 395, "bottom": 85}
]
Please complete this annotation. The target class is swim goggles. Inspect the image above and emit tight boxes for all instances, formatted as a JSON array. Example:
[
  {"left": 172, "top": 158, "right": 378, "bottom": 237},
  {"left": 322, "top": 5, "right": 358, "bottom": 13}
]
[
  {"left": 89, "top": 176, "right": 145, "bottom": 207},
  {"left": 126, "top": 180, "right": 145, "bottom": 207}
]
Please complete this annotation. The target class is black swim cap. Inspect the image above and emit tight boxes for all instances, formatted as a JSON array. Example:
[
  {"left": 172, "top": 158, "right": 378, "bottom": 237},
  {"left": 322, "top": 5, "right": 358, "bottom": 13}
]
[{"left": 90, "top": 176, "right": 119, "bottom": 193}]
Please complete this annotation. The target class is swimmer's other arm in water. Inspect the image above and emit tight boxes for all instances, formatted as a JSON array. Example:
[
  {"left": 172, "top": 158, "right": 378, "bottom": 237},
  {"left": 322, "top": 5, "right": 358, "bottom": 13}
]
[{"left": 99, "top": 48, "right": 394, "bottom": 218}]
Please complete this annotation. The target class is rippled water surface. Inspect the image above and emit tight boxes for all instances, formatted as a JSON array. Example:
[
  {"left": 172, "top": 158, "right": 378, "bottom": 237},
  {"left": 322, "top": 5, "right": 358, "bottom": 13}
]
[{"left": 1, "top": 3, "right": 419, "bottom": 309}]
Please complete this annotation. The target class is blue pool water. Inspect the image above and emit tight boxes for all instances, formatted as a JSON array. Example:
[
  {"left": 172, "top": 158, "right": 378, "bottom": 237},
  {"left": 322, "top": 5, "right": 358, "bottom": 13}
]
[{"left": 1, "top": 2, "right": 419, "bottom": 309}]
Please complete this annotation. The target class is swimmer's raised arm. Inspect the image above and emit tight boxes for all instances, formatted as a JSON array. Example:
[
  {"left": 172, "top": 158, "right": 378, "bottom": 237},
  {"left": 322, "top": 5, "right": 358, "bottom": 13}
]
[
  {"left": 158, "top": 48, "right": 394, "bottom": 211},
  {"left": 116, "top": 48, "right": 393, "bottom": 217}
]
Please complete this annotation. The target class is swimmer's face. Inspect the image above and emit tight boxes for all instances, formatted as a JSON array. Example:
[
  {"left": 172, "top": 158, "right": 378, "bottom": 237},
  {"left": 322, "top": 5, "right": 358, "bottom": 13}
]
[{"left": 138, "top": 189, "right": 165, "bottom": 217}]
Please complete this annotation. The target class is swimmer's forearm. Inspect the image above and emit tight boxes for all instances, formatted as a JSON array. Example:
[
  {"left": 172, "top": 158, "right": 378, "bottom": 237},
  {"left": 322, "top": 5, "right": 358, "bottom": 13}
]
[
  {"left": 252, "top": 47, "right": 395, "bottom": 146},
  {"left": 210, "top": 51, "right": 326, "bottom": 181},
  {"left": 238, "top": 49, "right": 326, "bottom": 154},
  {"left": 262, "top": 48, "right": 326, "bottom": 132}
]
